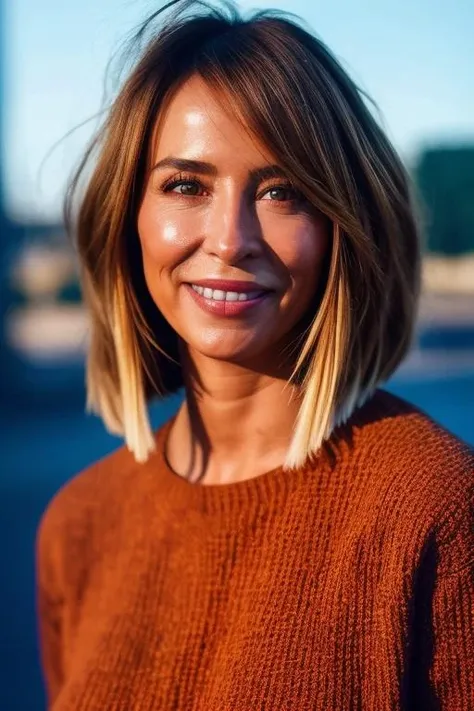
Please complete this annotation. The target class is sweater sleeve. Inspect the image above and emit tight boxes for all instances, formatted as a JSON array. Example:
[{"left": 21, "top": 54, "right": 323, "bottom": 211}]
[
  {"left": 431, "top": 478, "right": 474, "bottom": 709},
  {"left": 36, "top": 501, "right": 65, "bottom": 708}
]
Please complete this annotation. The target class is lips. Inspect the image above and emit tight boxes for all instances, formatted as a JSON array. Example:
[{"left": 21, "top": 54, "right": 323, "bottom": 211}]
[{"left": 184, "top": 282, "right": 271, "bottom": 317}]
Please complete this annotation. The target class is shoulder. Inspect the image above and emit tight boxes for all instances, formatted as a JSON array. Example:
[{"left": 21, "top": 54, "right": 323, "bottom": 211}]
[
  {"left": 37, "top": 440, "right": 138, "bottom": 544},
  {"left": 35, "top": 417, "right": 171, "bottom": 591},
  {"left": 347, "top": 388, "right": 473, "bottom": 547},
  {"left": 35, "top": 441, "right": 132, "bottom": 593},
  {"left": 351, "top": 387, "right": 473, "bottom": 481}
]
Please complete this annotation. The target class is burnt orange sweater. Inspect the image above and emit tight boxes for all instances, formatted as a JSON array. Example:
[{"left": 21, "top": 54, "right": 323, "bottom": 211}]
[{"left": 36, "top": 389, "right": 474, "bottom": 710}]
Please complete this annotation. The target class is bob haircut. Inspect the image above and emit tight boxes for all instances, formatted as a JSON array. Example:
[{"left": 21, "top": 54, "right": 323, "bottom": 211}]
[{"left": 66, "top": 0, "right": 421, "bottom": 469}]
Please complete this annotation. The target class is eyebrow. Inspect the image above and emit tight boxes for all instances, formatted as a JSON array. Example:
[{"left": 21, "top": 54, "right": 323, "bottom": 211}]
[{"left": 151, "top": 156, "right": 288, "bottom": 183}]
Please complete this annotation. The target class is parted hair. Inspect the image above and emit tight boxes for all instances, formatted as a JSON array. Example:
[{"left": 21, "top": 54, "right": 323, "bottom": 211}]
[{"left": 65, "top": 0, "right": 422, "bottom": 469}]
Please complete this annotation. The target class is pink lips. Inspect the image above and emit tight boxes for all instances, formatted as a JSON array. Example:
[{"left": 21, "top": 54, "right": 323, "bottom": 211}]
[{"left": 184, "top": 283, "right": 271, "bottom": 317}]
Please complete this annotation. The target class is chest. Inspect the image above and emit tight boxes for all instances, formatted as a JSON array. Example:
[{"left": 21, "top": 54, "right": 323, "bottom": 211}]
[{"left": 54, "top": 510, "right": 420, "bottom": 710}]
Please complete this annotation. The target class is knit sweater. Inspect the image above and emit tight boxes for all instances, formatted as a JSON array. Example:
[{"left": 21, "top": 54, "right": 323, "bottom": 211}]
[{"left": 36, "top": 389, "right": 474, "bottom": 711}]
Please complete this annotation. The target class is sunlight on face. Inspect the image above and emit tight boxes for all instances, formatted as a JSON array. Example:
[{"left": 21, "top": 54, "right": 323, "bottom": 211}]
[{"left": 137, "top": 74, "right": 329, "bottom": 370}]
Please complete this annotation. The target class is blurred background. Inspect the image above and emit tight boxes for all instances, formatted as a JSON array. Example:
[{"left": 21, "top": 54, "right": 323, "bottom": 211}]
[{"left": 0, "top": 0, "right": 473, "bottom": 708}]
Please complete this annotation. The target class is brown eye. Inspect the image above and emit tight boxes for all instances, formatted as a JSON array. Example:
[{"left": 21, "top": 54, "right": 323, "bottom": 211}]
[
  {"left": 161, "top": 175, "right": 206, "bottom": 196},
  {"left": 172, "top": 181, "right": 201, "bottom": 196},
  {"left": 261, "top": 185, "right": 300, "bottom": 202}
]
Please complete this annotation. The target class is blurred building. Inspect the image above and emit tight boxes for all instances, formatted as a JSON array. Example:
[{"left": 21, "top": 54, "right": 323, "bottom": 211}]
[
  {"left": 0, "top": 0, "right": 87, "bottom": 406},
  {"left": 0, "top": 0, "right": 17, "bottom": 396},
  {"left": 0, "top": 8, "right": 86, "bottom": 403},
  {"left": 414, "top": 145, "right": 474, "bottom": 354},
  {"left": 0, "top": 219, "right": 88, "bottom": 406},
  {"left": 415, "top": 146, "right": 474, "bottom": 257}
]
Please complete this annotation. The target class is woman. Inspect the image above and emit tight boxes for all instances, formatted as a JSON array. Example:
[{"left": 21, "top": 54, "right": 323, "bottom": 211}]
[{"left": 36, "top": 0, "right": 474, "bottom": 709}]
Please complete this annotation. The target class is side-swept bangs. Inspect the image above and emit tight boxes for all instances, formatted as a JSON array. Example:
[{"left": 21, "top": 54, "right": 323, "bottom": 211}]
[{"left": 66, "top": 0, "right": 421, "bottom": 467}]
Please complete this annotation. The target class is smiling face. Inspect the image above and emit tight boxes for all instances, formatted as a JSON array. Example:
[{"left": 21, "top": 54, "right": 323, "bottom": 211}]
[{"left": 137, "top": 74, "right": 329, "bottom": 371}]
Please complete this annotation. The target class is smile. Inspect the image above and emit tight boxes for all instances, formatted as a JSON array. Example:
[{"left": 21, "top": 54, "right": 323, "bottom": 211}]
[
  {"left": 184, "top": 283, "right": 271, "bottom": 317},
  {"left": 190, "top": 284, "right": 264, "bottom": 302}
]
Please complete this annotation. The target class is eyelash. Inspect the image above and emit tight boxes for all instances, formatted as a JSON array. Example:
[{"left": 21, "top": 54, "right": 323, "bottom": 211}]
[{"left": 160, "top": 172, "right": 303, "bottom": 204}]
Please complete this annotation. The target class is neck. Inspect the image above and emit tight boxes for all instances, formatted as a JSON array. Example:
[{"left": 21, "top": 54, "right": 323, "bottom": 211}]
[{"left": 166, "top": 348, "right": 303, "bottom": 485}]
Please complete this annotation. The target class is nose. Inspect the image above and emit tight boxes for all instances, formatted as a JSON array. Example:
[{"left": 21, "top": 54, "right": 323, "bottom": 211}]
[{"left": 201, "top": 189, "right": 262, "bottom": 264}]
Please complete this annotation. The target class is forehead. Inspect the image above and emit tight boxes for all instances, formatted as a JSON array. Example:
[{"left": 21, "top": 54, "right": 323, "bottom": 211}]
[{"left": 150, "top": 74, "right": 275, "bottom": 167}]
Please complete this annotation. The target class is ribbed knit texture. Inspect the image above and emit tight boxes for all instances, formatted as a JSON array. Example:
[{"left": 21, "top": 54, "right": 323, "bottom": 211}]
[{"left": 36, "top": 389, "right": 474, "bottom": 710}]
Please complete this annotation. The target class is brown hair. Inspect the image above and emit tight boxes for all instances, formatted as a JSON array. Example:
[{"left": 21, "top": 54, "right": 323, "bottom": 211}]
[{"left": 65, "top": 0, "right": 421, "bottom": 468}]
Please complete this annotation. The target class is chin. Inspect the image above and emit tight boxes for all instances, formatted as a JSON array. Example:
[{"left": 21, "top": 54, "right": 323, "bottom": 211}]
[{"left": 186, "top": 332, "right": 267, "bottom": 364}]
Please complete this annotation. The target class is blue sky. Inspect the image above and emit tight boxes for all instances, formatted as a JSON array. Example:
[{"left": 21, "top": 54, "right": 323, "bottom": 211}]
[{"left": 3, "top": 0, "right": 474, "bottom": 222}]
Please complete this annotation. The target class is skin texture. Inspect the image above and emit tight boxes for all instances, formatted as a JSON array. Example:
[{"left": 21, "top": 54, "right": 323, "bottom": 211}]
[{"left": 137, "top": 74, "right": 329, "bottom": 484}]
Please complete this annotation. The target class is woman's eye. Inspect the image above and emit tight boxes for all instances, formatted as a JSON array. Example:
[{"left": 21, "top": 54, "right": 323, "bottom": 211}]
[
  {"left": 261, "top": 185, "right": 298, "bottom": 202},
  {"left": 168, "top": 181, "right": 203, "bottom": 196}
]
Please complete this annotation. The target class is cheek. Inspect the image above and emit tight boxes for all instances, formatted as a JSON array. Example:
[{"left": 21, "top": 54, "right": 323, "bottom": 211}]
[
  {"left": 271, "top": 218, "right": 329, "bottom": 287},
  {"left": 136, "top": 198, "right": 187, "bottom": 318},
  {"left": 137, "top": 194, "right": 195, "bottom": 271}
]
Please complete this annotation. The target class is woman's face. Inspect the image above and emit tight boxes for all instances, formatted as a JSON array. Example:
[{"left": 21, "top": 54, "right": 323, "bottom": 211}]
[{"left": 137, "top": 74, "right": 329, "bottom": 369}]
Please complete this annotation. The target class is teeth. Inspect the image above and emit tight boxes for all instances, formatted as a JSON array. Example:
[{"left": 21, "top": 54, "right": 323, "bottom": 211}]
[{"left": 191, "top": 285, "right": 262, "bottom": 302}]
